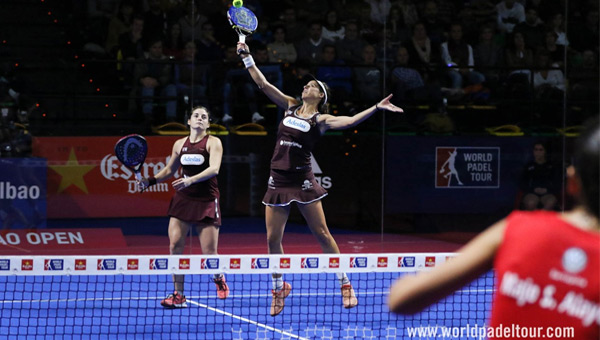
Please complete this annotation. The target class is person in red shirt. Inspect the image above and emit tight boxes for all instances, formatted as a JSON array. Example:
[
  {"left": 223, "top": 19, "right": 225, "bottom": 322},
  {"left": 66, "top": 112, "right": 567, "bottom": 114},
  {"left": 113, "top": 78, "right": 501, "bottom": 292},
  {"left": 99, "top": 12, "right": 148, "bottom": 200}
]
[{"left": 389, "top": 118, "right": 599, "bottom": 339}]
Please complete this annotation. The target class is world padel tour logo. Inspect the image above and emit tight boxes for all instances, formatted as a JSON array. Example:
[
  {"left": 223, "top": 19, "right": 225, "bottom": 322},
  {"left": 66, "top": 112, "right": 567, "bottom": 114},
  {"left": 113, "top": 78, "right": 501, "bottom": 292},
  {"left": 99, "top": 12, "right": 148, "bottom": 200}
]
[
  {"left": 435, "top": 147, "right": 500, "bottom": 188},
  {"left": 301, "top": 257, "right": 319, "bottom": 269},
  {"left": 149, "top": 258, "right": 168, "bottom": 270},
  {"left": 201, "top": 258, "right": 219, "bottom": 269},
  {"left": 251, "top": 258, "right": 269, "bottom": 269},
  {"left": 350, "top": 257, "right": 367, "bottom": 268},
  {"left": 44, "top": 259, "right": 63, "bottom": 271},
  {"left": 97, "top": 259, "right": 116, "bottom": 270},
  {"left": 0, "top": 259, "right": 9, "bottom": 271},
  {"left": 398, "top": 257, "right": 415, "bottom": 267}
]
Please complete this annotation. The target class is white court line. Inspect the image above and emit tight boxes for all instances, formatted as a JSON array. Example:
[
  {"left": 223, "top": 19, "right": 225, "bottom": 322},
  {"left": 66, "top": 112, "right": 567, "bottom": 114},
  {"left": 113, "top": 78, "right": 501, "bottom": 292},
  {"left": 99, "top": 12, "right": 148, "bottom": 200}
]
[{"left": 187, "top": 299, "right": 309, "bottom": 340}]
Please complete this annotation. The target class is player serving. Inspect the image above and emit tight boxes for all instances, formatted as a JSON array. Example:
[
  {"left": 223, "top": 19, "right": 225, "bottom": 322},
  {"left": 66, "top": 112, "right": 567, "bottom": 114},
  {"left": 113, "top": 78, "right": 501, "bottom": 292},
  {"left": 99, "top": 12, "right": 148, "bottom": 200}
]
[
  {"left": 235, "top": 41, "right": 403, "bottom": 316},
  {"left": 138, "top": 106, "right": 229, "bottom": 308}
]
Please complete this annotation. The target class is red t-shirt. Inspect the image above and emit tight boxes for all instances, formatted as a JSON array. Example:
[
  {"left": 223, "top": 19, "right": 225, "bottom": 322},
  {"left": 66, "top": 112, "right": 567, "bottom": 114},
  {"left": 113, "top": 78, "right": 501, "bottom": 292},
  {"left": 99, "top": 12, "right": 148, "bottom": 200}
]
[{"left": 490, "top": 211, "right": 599, "bottom": 339}]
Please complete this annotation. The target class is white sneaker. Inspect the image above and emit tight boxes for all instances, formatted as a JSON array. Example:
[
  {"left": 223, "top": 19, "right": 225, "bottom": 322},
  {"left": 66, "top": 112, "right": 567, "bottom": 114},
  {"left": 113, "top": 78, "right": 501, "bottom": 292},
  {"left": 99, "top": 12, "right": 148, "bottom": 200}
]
[
  {"left": 252, "top": 112, "right": 265, "bottom": 124},
  {"left": 222, "top": 114, "right": 233, "bottom": 124}
]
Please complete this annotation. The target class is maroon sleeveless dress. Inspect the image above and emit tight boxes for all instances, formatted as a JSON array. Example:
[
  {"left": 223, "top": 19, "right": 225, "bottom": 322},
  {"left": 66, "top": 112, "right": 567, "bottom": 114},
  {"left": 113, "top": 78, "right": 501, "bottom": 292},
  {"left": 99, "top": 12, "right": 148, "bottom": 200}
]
[
  {"left": 167, "top": 135, "right": 221, "bottom": 225},
  {"left": 262, "top": 106, "right": 328, "bottom": 206}
]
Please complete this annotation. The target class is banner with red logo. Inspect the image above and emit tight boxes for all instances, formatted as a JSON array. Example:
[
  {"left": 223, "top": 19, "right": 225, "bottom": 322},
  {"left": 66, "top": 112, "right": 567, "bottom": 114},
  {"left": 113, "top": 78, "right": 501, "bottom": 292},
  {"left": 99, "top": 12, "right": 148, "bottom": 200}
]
[{"left": 32, "top": 136, "right": 180, "bottom": 218}]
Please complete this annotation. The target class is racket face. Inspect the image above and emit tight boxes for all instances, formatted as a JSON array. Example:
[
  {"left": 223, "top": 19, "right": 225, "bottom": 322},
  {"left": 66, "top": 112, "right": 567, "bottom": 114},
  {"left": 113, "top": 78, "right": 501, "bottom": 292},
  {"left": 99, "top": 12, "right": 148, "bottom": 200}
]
[
  {"left": 114, "top": 134, "right": 148, "bottom": 169},
  {"left": 227, "top": 6, "right": 258, "bottom": 33}
]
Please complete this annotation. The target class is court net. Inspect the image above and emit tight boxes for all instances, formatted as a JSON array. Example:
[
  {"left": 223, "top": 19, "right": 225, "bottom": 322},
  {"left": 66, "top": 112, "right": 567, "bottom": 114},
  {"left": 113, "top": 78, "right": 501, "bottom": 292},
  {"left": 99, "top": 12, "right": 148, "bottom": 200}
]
[{"left": 0, "top": 253, "right": 495, "bottom": 339}]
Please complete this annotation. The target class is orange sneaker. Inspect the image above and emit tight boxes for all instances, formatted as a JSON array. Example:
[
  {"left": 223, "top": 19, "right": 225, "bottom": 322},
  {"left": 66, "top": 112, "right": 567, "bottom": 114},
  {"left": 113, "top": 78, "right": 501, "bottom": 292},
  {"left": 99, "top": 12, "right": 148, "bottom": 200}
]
[
  {"left": 160, "top": 291, "right": 187, "bottom": 309},
  {"left": 213, "top": 276, "right": 230, "bottom": 299},
  {"left": 341, "top": 284, "right": 358, "bottom": 309},
  {"left": 270, "top": 282, "right": 291, "bottom": 316}
]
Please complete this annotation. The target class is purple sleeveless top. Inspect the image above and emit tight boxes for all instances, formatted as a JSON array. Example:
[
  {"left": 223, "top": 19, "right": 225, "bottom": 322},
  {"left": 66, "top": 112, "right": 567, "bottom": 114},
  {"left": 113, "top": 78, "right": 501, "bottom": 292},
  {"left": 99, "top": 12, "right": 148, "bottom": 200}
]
[
  {"left": 270, "top": 106, "right": 322, "bottom": 172},
  {"left": 178, "top": 135, "right": 219, "bottom": 200}
]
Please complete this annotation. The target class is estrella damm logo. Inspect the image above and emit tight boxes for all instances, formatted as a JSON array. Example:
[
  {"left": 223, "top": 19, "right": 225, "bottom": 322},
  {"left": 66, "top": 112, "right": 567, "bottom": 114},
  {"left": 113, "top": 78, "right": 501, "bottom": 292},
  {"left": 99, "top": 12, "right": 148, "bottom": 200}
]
[
  {"left": 127, "top": 259, "right": 139, "bottom": 270},
  {"left": 350, "top": 257, "right": 367, "bottom": 268},
  {"left": 230, "top": 258, "right": 241, "bottom": 269},
  {"left": 329, "top": 257, "right": 340, "bottom": 268},
  {"left": 21, "top": 259, "right": 33, "bottom": 271},
  {"left": 44, "top": 259, "right": 64, "bottom": 271},
  {"left": 425, "top": 256, "right": 436, "bottom": 267},
  {"left": 149, "top": 258, "right": 168, "bottom": 270},
  {"left": 251, "top": 258, "right": 269, "bottom": 269},
  {"left": 301, "top": 257, "right": 319, "bottom": 269},
  {"left": 179, "top": 258, "right": 190, "bottom": 270},
  {"left": 280, "top": 258, "right": 291, "bottom": 269},
  {"left": 398, "top": 257, "right": 415, "bottom": 267},
  {"left": 75, "top": 259, "right": 87, "bottom": 271},
  {"left": 435, "top": 147, "right": 500, "bottom": 188},
  {"left": 377, "top": 257, "right": 388, "bottom": 268},
  {"left": 97, "top": 259, "right": 116, "bottom": 270},
  {"left": 201, "top": 258, "right": 219, "bottom": 269}
]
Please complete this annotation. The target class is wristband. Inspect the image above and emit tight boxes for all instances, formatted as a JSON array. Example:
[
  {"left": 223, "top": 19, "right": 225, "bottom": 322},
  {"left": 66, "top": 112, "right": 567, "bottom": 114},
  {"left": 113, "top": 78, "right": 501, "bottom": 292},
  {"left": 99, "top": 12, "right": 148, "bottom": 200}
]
[
  {"left": 148, "top": 177, "right": 157, "bottom": 186},
  {"left": 242, "top": 55, "right": 255, "bottom": 69},
  {"left": 375, "top": 103, "right": 380, "bottom": 111}
]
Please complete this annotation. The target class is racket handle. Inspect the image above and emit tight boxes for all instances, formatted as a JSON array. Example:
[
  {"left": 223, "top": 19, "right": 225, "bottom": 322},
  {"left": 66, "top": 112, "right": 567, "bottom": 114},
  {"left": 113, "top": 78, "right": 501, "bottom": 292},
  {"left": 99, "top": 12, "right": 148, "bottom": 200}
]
[
  {"left": 237, "top": 34, "right": 249, "bottom": 55},
  {"left": 135, "top": 172, "right": 142, "bottom": 181}
]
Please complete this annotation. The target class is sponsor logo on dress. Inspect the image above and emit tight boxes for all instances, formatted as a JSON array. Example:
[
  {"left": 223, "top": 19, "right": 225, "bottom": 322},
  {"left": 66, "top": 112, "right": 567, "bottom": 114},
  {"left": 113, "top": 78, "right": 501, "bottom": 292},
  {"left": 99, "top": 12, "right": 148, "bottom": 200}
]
[
  {"left": 180, "top": 154, "right": 205, "bottom": 165},
  {"left": 562, "top": 247, "right": 587, "bottom": 274},
  {"left": 283, "top": 117, "right": 310, "bottom": 132},
  {"left": 301, "top": 180, "right": 313, "bottom": 191},
  {"left": 280, "top": 140, "right": 303, "bottom": 149}
]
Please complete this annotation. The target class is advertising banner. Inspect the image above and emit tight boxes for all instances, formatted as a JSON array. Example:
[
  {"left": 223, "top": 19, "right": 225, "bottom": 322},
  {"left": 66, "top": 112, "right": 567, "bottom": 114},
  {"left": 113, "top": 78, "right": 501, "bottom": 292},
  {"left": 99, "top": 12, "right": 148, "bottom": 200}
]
[
  {"left": 0, "top": 158, "right": 47, "bottom": 228},
  {"left": 32, "top": 136, "right": 180, "bottom": 218}
]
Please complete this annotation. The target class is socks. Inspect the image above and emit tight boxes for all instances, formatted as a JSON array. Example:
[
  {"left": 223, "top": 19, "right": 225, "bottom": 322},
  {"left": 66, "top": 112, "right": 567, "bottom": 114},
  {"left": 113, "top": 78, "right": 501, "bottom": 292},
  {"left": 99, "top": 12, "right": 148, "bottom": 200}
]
[
  {"left": 272, "top": 276, "right": 284, "bottom": 291},
  {"left": 336, "top": 272, "right": 350, "bottom": 286}
]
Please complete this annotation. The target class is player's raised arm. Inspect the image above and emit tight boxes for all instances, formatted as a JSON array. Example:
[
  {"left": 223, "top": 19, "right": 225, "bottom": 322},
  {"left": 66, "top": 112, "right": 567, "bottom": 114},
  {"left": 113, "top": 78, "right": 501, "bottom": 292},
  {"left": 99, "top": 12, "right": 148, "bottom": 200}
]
[{"left": 238, "top": 42, "right": 298, "bottom": 110}]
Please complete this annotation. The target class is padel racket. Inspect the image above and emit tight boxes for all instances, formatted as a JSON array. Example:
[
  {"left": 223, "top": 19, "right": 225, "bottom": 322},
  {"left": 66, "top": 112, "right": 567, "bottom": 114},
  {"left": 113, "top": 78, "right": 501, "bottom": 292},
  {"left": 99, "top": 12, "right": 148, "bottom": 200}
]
[
  {"left": 227, "top": 5, "right": 258, "bottom": 54},
  {"left": 114, "top": 134, "right": 148, "bottom": 181}
]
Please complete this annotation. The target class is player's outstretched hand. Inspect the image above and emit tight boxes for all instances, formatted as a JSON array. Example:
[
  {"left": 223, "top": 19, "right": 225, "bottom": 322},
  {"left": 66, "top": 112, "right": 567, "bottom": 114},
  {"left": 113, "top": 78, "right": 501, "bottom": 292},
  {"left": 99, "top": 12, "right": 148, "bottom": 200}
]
[
  {"left": 137, "top": 178, "right": 150, "bottom": 192},
  {"left": 377, "top": 94, "right": 404, "bottom": 113}
]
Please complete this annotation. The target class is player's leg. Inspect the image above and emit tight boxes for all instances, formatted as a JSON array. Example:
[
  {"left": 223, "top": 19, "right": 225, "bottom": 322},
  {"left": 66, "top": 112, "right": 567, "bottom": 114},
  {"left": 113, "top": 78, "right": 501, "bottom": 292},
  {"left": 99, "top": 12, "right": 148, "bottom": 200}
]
[
  {"left": 298, "top": 201, "right": 358, "bottom": 309},
  {"left": 197, "top": 222, "right": 229, "bottom": 299},
  {"left": 266, "top": 205, "right": 292, "bottom": 316},
  {"left": 161, "top": 217, "right": 190, "bottom": 308}
]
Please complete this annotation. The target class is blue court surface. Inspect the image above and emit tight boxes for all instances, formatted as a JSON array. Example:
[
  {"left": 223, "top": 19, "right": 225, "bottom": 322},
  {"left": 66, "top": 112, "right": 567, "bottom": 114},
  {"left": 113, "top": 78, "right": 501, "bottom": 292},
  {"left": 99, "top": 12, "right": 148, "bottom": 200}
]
[{"left": 0, "top": 271, "right": 495, "bottom": 340}]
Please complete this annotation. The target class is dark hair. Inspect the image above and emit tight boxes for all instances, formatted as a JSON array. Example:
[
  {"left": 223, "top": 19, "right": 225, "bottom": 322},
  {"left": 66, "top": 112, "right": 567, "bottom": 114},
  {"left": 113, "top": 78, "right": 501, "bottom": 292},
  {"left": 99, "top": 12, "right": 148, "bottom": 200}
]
[
  {"left": 185, "top": 105, "right": 212, "bottom": 124},
  {"left": 573, "top": 117, "right": 600, "bottom": 218}
]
